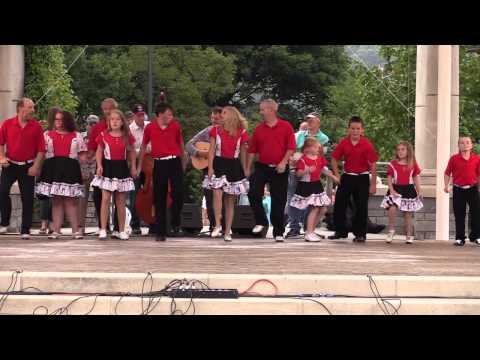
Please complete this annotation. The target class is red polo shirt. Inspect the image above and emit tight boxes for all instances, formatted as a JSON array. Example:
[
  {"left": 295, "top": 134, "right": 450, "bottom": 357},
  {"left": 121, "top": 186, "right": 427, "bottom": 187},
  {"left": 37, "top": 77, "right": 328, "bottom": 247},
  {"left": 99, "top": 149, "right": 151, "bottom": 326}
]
[
  {"left": 248, "top": 118, "right": 296, "bottom": 165},
  {"left": 332, "top": 136, "right": 379, "bottom": 174},
  {"left": 444, "top": 153, "right": 480, "bottom": 187},
  {"left": 87, "top": 118, "right": 107, "bottom": 152},
  {"left": 142, "top": 119, "right": 183, "bottom": 158},
  {"left": 0, "top": 116, "right": 45, "bottom": 162}
]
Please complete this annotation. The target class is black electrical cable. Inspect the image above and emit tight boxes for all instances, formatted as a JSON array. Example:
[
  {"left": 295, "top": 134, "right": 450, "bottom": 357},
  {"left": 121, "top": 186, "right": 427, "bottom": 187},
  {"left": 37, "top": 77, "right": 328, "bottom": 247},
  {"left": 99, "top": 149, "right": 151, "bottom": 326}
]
[{"left": 0, "top": 270, "right": 22, "bottom": 313}]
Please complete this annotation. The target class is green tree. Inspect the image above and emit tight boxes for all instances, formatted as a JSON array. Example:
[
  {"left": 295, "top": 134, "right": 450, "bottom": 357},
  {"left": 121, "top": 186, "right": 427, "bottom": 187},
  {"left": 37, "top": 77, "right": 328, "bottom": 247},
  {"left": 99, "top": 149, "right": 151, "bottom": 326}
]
[{"left": 24, "top": 45, "right": 78, "bottom": 123}]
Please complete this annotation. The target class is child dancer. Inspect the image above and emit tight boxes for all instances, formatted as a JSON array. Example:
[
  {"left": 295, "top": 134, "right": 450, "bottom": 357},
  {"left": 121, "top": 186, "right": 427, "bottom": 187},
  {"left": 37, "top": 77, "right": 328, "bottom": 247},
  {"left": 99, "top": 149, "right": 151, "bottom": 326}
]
[
  {"left": 204, "top": 106, "right": 249, "bottom": 242},
  {"left": 381, "top": 141, "right": 423, "bottom": 244},
  {"left": 91, "top": 110, "right": 136, "bottom": 240},
  {"left": 444, "top": 136, "right": 480, "bottom": 246},
  {"left": 36, "top": 110, "right": 87, "bottom": 239},
  {"left": 290, "top": 138, "right": 339, "bottom": 242}
]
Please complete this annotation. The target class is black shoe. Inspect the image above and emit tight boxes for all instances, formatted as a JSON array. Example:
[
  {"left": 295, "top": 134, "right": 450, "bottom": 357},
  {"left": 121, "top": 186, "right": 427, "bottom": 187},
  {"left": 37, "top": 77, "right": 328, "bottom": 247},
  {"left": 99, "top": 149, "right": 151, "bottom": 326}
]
[
  {"left": 454, "top": 239, "right": 465, "bottom": 246},
  {"left": 156, "top": 235, "right": 166, "bottom": 242},
  {"left": 285, "top": 229, "right": 301, "bottom": 238},
  {"left": 168, "top": 227, "right": 185, "bottom": 237},
  {"left": 328, "top": 233, "right": 348, "bottom": 240},
  {"left": 353, "top": 236, "right": 366, "bottom": 243},
  {"left": 131, "top": 228, "right": 142, "bottom": 236}
]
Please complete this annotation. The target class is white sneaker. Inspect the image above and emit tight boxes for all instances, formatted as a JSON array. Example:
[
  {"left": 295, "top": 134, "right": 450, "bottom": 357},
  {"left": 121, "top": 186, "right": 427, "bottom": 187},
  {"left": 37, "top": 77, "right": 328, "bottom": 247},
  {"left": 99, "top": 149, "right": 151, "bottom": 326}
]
[
  {"left": 111, "top": 231, "right": 120, "bottom": 239},
  {"left": 119, "top": 232, "right": 129, "bottom": 240},
  {"left": 0, "top": 226, "right": 8, "bottom": 234},
  {"left": 211, "top": 226, "right": 222, "bottom": 238},
  {"left": 73, "top": 232, "right": 83, "bottom": 240},
  {"left": 98, "top": 230, "right": 107, "bottom": 239},
  {"left": 386, "top": 230, "right": 395, "bottom": 243},
  {"left": 252, "top": 225, "right": 265, "bottom": 234},
  {"left": 21, "top": 233, "right": 30, "bottom": 240},
  {"left": 48, "top": 232, "right": 61, "bottom": 239},
  {"left": 275, "top": 236, "right": 285, "bottom": 243},
  {"left": 476, "top": 239, "right": 480, "bottom": 246},
  {"left": 406, "top": 236, "right": 414, "bottom": 244},
  {"left": 305, "top": 232, "right": 322, "bottom": 242},
  {"left": 224, "top": 235, "right": 232, "bottom": 242}
]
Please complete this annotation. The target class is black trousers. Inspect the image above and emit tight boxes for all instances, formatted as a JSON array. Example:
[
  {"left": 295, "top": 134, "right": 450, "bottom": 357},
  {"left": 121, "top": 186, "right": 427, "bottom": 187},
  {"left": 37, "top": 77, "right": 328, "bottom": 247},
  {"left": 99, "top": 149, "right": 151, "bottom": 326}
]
[
  {"left": 93, "top": 185, "right": 119, "bottom": 232},
  {"left": 0, "top": 163, "right": 35, "bottom": 234},
  {"left": 453, "top": 186, "right": 480, "bottom": 240},
  {"left": 333, "top": 173, "right": 370, "bottom": 238},
  {"left": 153, "top": 158, "right": 184, "bottom": 236},
  {"left": 248, "top": 162, "right": 289, "bottom": 237}
]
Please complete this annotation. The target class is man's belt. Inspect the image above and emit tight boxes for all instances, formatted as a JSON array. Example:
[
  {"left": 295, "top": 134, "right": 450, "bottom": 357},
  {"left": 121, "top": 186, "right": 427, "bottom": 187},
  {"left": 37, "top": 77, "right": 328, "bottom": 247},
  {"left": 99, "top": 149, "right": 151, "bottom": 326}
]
[{"left": 8, "top": 159, "right": 35, "bottom": 166}]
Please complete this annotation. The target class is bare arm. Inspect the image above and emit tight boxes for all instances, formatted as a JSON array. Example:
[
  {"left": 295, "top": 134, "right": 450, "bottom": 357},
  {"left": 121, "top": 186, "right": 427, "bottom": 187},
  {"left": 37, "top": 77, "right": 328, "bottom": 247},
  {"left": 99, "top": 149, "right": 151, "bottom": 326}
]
[
  {"left": 246, "top": 153, "right": 255, "bottom": 178},
  {"left": 137, "top": 144, "right": 146, "bottom": 174},
  {"left": 331, "top": 157, "right": 340, "bottom": 179},
  {"left": 369, "top": 162, "right": 377, "bottom": 195},
  {"left": 28, "top": 152, "right": 45, "bottom": 177},
  {"left": 180, "top": 142, "right": 188, "bottom": 171},
  {"left": 96, "top": 146, "right": 103, "bottom": 176},
  {"left": 444, "top": 174, "right": 451, "bottom": 193},
  {"left": 240, "top": 143, "right": 247, "bottom": 174},
  {"left": 413, "top": 175, "right": 422, "bottom": 197},
  {"left": 321, "top": 167, "right": 339, "bottom": 183},
  {"left": 0, "top": 144, "right": 8, "bottom": 166}
]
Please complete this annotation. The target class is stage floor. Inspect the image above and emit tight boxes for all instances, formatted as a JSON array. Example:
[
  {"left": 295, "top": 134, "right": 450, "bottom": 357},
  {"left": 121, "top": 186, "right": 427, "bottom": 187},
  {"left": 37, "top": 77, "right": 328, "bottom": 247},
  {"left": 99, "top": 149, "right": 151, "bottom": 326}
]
[{"left": 0, "top": 229, "right": 479, "bottom": 276}]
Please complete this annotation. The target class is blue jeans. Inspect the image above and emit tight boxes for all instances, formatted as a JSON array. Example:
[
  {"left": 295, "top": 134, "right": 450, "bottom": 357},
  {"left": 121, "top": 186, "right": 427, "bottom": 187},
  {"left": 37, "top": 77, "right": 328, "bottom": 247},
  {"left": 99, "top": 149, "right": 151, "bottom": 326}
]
[{"left": 286, "top": 171, "right": 307, "bottom": 232}]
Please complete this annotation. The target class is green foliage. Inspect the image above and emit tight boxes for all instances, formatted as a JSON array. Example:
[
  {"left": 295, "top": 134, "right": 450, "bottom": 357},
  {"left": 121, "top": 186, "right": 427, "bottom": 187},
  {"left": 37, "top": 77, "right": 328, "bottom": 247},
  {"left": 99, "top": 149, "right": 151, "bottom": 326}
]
[{"left": 24, "top": 45, "right": 78, "bottom": 122}]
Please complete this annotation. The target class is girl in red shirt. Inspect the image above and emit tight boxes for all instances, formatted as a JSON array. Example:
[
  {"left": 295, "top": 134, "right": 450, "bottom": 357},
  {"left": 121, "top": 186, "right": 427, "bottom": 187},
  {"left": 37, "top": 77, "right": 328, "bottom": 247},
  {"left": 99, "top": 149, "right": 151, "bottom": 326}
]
[
  {"left": 381, "top": 141, "right": 423, "bottom": 244},
  {"left": 290, "top": 138, "right": 339, "bottom": 242},
  {"left": 36, "top": 110, "right": 87, "bottom": 239},
  {"left": 204, "top": 106, "right": 249, "bottom": 242},
  {"left": 91, "top": 110, "right": 137, "bottom": 240}
]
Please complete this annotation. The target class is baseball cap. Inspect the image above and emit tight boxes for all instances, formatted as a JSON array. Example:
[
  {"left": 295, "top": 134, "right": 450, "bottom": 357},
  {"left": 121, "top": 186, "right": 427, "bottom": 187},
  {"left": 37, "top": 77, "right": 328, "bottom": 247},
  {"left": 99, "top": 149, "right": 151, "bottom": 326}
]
[
  {"left": 86, "top": 115, "right": 99, "bottom": 124},
  {"left": 305, "top": 112, "right": 321, "bottom": 120},
  {"left": 132, "top": 104, "right": 146, "bottom": 115}
]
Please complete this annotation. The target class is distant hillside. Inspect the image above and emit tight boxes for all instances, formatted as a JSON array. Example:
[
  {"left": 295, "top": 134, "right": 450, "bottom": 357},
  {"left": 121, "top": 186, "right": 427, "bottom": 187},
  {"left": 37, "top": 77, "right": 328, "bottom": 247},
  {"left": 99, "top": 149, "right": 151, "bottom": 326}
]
[{"left": 346, "top": 45, "right": 386, "bottom": 66}]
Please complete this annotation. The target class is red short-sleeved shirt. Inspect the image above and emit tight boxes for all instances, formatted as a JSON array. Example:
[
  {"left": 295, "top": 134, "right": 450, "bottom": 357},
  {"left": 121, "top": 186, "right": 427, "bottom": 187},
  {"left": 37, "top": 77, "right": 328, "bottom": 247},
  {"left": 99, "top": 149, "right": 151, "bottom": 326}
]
[
  {"left": 387, "top": 160, "right": 421, "bottom": 185},
  {"left": 87, "top": 119, "right": 108, "bottom": 152},
  {"left": 248, "top": 119, "right": 296, "bottom": 165},
  {"left": 444, "top": 153, "right": 480, "bottom": 187},
  {"left": 96, "top": 131, "right": 135, "bottom": 161},
  {"left": 331, "top": 136, "right": 379, "bottom": 174},
  {"left": 0, "top": 116, "right": 45, "bottom": 162},
  {"left": 210, "top": 126, "right": 249, "bottom": 159},
  {"left": 45, "top": 130, "right": 87, "bottom": 159},
  {"left": 142, "top": 120, "right": 183, "bottom": 158},
  {"left": 296, "top": 155, "right": 329, "bottom": 182}
]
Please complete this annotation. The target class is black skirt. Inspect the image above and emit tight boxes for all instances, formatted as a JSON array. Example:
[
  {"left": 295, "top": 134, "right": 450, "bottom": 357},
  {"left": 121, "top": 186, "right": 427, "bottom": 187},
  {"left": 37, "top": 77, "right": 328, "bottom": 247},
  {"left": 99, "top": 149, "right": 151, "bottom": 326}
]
[
  {"left": 290, "top": 181, "right": 331, "bottom": 210},
  {"left": 91, "top": 159, "right": 135, "bottom": 193},
  {"left": 36, "top": 157, "right": 84, "bottom": 198},
  {"left": 202, "top": 156, "right": 249, "bottom": 195},
  {"left": 381, "top": 184, "right": 423, "bottom": 212}
]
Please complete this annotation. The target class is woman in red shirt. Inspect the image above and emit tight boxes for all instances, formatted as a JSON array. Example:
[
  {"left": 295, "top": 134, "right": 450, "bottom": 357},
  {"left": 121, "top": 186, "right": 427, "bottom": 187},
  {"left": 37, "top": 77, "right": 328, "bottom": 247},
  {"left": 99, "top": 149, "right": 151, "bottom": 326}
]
[
  {"left": 381, "top": 141, "right": 423, "bottom": 244},
  {"left": 204, "top": 106, "right": 249, "bottom": 242},
  {"left": 91, "top": 110, "right": 137, "bottom": 240},
  {"left": 36, "top": 110, "right": 87, "bottom": 239}
]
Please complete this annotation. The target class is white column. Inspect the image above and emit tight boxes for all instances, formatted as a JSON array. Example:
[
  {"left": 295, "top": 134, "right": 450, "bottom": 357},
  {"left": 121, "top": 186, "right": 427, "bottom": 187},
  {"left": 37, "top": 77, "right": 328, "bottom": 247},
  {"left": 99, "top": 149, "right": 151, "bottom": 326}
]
[
  {"left": 0, "top": 45, "right": 24, "bottom": 122},
  {"left": 436, "top": 45, "right": 453, "bottom": 241}
]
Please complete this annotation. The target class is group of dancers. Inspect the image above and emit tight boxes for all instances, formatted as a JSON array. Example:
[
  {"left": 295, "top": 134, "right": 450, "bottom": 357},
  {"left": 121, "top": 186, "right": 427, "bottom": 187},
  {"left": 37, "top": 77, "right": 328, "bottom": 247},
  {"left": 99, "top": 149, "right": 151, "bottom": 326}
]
[{"left": 0, "top": 97, "right": 479, "bottom": 246}]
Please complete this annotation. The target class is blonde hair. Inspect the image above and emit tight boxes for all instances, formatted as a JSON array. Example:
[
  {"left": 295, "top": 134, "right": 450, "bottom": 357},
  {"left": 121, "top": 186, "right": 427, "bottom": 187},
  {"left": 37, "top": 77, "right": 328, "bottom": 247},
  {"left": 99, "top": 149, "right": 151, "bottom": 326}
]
[
  {"left": 395, "top": 141, "right": 416, "bottom": 169},
  {"left": 222, "top": 106, "right": 248, "bottom": 137},
  {"left": 301, "top": 137, "right": 322, "bottom": 154},
  {"left": 107, "top": 109, "right": 133, "bottom": 152}
]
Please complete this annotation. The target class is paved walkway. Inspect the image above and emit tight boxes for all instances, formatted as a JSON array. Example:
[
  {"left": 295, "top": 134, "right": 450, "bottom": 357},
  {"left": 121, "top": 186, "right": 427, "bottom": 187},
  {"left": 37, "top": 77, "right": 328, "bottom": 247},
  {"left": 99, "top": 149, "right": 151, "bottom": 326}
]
[{"left": 0, "top": 228, "right": 479, "bottom": 275}]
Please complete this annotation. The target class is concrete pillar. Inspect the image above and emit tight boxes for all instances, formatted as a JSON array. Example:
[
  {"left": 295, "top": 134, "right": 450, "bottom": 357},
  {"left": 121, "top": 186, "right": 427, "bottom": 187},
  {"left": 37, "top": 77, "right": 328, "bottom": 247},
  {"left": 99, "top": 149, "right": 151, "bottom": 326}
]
[
  {"left": 0, "top": 45, "right": 24, "bottom": 123},
  {"left": 436, "top": 45, "right": 453, "bottom": 241}
]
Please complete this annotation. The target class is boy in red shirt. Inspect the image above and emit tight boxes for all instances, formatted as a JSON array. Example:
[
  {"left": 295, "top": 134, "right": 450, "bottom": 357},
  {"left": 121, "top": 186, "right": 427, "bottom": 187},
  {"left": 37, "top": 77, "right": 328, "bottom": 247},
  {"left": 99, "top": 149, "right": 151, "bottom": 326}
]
[
  {"left": 444, "top": 136, "right": 480, "bottom": 246},
  {"left": 329, "top": 116, "right": 379, "bottom": 242}
]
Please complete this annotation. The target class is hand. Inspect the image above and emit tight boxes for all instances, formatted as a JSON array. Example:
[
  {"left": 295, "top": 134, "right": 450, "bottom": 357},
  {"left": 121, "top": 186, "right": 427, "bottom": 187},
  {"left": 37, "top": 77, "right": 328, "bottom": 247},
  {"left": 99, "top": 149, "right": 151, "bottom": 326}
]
[
  {"left": 130, "top": 167, "right": 138, "bottom": 178},
  {"left": 276, "top": 162, "right": 287, "bottom": 174},
  {"left": 244, "top": 168, "right": 251, "bottom": 179},
  {"left": 0, "top": 155, "right": 10, "bottom": 169},
  {"left": 208, "top": 169, "right": 214, "bottom": 178},
  {"left": 332, "top": 175, "right": 340, "bottom": 184},
  {"left": 369, "top": 183, "right": 376, "bottom": 195},
  {"left": 96, "top": 166, "right": 103, "bottom": 177},
  {"left": 444, "top": 186, "right": 450, "bottom": 194},
  {"left": 391, "top": 190, "right": 400, "bottom": 197},
  {"left": 28, "top": 166, "right": 40, "bottom": 177}
]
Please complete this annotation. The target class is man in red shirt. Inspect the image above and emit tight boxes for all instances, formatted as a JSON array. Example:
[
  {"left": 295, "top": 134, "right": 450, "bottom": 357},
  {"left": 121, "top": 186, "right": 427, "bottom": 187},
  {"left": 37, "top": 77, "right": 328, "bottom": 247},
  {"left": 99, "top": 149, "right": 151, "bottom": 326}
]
[
  {"left": 246, "top": 99, "right": 296, "bottom": 242},
  {"left": 329, "top": 116, "right": 379, "bottom": 242},
  {"left": 138, "top": 103, "right": 187, "bottom": 241},
  {"left": 87, "top": 98, "right": 120, "bottom": 236},
  {"left": 444, "top": 136, "right": 480, "bottom": 246},
  {"left": 0, "top": 98, "right": 46, "bottom": 238}
]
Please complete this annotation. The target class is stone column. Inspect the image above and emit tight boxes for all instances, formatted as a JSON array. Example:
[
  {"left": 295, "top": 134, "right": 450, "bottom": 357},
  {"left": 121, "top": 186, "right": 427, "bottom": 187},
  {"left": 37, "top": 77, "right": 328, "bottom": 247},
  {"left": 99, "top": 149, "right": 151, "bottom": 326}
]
[{"left": 0, "top": 45, "right": 24, "bottom": 122}]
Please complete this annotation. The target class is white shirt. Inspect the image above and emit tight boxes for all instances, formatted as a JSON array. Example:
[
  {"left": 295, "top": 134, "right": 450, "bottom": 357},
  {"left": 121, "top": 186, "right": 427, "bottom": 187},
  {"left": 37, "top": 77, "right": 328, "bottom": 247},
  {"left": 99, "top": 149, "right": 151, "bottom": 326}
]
[{"left": 129, "top": 120, "right": 150, "bottom": 155}]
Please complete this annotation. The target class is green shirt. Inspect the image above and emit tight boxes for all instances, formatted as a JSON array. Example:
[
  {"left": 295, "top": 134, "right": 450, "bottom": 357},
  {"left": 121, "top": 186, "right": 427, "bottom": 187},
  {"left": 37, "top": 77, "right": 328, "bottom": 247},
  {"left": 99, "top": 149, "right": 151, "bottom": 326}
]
[{"left": 295, "top": 130, "right": 330, "bottom": 151}]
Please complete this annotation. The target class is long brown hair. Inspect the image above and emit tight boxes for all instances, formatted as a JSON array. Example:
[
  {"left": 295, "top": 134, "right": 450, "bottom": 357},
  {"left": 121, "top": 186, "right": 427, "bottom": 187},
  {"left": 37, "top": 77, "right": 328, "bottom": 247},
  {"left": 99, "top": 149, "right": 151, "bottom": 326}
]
[
  {"left": 395, "top": 141, "right": 416, "bottom": 169},
  {"left": 222, "top": 106, "right": 248, "bottom": 137},
  {"left": 107, "top": 109, "right": 132, "bottom": 151},
  {"left": 46, "top": 107, "right": 63, "bottom": 130}
]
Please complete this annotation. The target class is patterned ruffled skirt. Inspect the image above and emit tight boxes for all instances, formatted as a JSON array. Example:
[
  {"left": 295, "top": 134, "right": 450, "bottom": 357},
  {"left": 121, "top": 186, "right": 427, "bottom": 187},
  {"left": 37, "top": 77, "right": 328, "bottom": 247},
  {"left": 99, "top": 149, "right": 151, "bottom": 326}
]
[
  {"left": 202, "top": 156, "right": 249, "bottom": 195},
  {"left": 380, "top": 184, "right": 423, "bottom": 212},
  {"left": 91, "top": 159, "right": 135, "bottom": 193},
  {"left": 290, "top": 181, "right": 331, "bottom": 209},
  {"left": 36, "top": 156, "right": 84, "bottom": 198}
]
